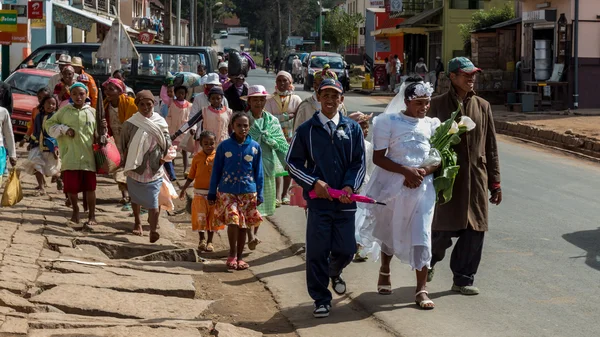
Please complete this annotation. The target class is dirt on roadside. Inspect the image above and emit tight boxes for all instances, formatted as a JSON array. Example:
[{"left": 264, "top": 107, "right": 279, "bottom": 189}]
[
  {"left": 167, "top": 197, "right": 298, "bottom": 337},
  {"left": 515, "top": 116, "right": 600, "bottom": 141}
]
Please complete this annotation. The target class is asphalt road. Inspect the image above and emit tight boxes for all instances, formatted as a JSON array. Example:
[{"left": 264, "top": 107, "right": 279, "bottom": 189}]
[
  {"left": 242, "top": 68, "right": 390, "bottom": 117},
  {"left": 213, "top": 34, "right": 250, "bottom": 53},
  {"left": 239, "top": 69, "right": 600, "bottom": 336}
]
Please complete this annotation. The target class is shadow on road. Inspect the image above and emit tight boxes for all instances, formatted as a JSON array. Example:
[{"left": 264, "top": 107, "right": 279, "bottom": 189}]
[{"left": 563, "top": 227, "right": 600, "bottom": 271}]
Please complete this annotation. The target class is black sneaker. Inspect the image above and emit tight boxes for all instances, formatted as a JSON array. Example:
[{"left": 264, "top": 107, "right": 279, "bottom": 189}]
[
  {"left": 331, "top": 275, "right": 347, "bottom": 295},
  {"left": 313, "top": 304, "right": 331, "bottom": 318}
]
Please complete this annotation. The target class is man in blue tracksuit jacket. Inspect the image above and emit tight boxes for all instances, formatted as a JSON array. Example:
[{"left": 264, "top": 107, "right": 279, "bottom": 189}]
[{"left": 286, "top": 79, "right": 366, "bottom": 318}]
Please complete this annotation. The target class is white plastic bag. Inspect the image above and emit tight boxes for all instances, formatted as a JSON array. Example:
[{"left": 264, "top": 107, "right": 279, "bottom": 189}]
[{"left": 159, "top": 175, "right": 178, "bottom": 211}]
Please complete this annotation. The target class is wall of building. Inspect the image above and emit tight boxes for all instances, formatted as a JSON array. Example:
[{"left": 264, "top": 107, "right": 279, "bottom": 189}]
[{"left": 443, "top": 0, "right": 511, "bottom": 64}]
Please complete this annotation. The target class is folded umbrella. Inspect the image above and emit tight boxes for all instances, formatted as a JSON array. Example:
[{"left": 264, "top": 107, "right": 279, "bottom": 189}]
[{"left": 308, "top": 188, "right": 386, "bottom": 205}]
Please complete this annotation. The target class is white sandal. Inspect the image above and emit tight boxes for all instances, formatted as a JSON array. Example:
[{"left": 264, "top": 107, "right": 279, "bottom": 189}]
[
  {"left": 377, "top": 272, "right": 392, "bottom": 295},
  {"left": 415, "top": 290, "right": 435, "bottom": 310}
]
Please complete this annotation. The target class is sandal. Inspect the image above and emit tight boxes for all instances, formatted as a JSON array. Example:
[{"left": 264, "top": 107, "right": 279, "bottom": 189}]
[
  {"left": 118, "top": 197, "right": 129, "bottom": 205},
  {"left": 247, "top": 238, "right": 261, "bottom": 251},
  {"left": 415, "top": 290, "right": 435, "bottom": 310},
  {"left": 205, "top": 243, "right": 214, "bottom": 252},
  {"left": 56, "top": 179, "right": 63, "bottom": 191},
  {"left": 121, "top": 203, "right": 132, "bottom": 212},
  {"left": 226, "top": 256, "right": 238, "bottom": 270},
  {"left": 198, "top": 240, "right": 207, "bottom": 251},
  {"left": 377, "top": 271, "right": 393, "bottom": 295},
  {"left": 275, "top": 199, "right": 282, "bottom": 208},
  {"left": 281, "top": 197, "right": 290, "bottom": 205},
  {"left": 149, "top": 231, "right": 160, "bottom": 243},
  {"left": 236, "top": 260, "right": 250, "bottom": 270}
]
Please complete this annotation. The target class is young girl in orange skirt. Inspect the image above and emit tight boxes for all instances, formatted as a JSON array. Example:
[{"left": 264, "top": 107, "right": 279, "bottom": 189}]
[
  {"left": 179, "top": 131, "right": 224, "bottom": 252},
  {"left": 208, "top": 113, "right": 264, "bottom": 270}
]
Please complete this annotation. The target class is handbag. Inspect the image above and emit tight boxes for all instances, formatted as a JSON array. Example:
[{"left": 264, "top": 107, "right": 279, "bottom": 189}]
[
  {"left": 1, "top": 169, "right": 23, "bottom": 207},
  {"left": 93, "top": 136, "right": 121, "bottom": 174}
]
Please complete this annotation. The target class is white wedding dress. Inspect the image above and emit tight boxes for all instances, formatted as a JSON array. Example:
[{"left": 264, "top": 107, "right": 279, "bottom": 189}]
[{"left": 358, "top": 111, "right": 440, "bottom": 270}]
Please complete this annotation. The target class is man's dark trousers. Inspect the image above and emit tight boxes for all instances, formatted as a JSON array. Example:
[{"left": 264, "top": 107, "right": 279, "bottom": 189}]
[
  {"left": 306, "top": 208, "right": 357, "bottom": 307},
  {"left": 430, "top": 227, "right": 485, "bottom": 287}
]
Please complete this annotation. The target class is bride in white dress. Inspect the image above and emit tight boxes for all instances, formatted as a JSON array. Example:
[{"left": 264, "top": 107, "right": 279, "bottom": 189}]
[{"left": 359, "top": 76, "right": 440, "bottom": 309}]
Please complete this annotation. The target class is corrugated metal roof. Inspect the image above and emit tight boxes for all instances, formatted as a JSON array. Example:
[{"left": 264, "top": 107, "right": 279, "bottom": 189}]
[
  {"left": 472, "top": 17, "right": 522, "bottom": 33},
  {"left": 396, "top": 7, "right": 443, "bottom": 28}
]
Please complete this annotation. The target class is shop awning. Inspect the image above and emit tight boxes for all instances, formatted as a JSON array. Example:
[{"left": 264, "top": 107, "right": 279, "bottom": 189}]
[
  {"left": 396, "top": 7, "right": 443, "bottom": 29},
  {"left": 52, "top": 1, "right": 138, "bottom": 34},
  {"left": 370, "top": 26, "right": 428, "bottom": 37}
]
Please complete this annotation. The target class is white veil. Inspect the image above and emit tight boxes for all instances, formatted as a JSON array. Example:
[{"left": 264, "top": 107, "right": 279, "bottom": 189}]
[{"left": 381, "top": 81, "right": 408, "bottom": 116}]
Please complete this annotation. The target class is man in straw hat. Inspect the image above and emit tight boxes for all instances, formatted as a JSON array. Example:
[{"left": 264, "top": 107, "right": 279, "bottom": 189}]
[
  {"left": 71, "top": 57, "right": 98, "bottom": 108},
  {"left": 48, "top": 54, "right": 79, "bottom": 91},
  {"left": 427, "top": 57, "right": 502, "bottom": 295}
]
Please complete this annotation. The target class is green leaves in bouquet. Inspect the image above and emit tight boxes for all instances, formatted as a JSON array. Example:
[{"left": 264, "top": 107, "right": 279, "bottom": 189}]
[
  {"left": 431, "top": 102, "right": 463, "bottom": 204},
  {"left": 434, "top": 165, "right": 460, "bottom": 204}
]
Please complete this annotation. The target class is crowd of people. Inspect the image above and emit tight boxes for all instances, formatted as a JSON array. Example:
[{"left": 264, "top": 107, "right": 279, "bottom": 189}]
[{"left": 0, "top": 54, "right": 501, "bottom": 320}]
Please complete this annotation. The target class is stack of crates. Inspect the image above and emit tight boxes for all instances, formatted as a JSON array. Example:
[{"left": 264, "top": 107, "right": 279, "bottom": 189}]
[{"left": 362, "top": 73, "right": 374, "bottom": 90}]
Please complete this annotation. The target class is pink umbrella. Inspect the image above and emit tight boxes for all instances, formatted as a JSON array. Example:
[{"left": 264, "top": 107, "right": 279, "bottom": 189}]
[{"left": 309, "top": 188, "right": 386, "bottom": 205}]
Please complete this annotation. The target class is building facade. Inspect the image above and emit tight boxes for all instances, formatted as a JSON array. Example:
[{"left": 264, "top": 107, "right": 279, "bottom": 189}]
[
  {"left": 519, "top": 0, "right": 600, "bottom": 108},
  {"left": 370, "top": 0, "right": 509, "bottom": 75},
  {"left": 2, "top": 0, "right": 189, "bottom": 71}
]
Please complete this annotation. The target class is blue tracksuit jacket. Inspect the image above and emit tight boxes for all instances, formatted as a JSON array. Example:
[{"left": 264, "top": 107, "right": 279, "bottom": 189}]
[{"left": 286, "top": 111, "right": 366, "bottom": 210}]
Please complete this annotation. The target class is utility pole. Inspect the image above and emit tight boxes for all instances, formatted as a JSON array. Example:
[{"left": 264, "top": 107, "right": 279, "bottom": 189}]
[
  {"left": 288, "top": 6, "right": 291, "bottom": 40},
  {"left": 276, "top": 0, "right": 282, "bottom": 58},
  {"left": 573, "top": 0, "right": 579, "bottom": 109},
  {"left": 208, "top": 2, "right": 213, "bottom": 47},
  {"left": 202, "top": 0, "right": 207, "bottom": 46},
  {"left": 164, "top": 0, "right": 172, "bottom": 45},
  {"left": 176, "top": 0, "right": 181, "bottom": 45},
  {"left": 189, "top": 0, "right": 195, "bottom": 46},
  {"left": 319, "top": 1, "right": 323, "bottom": 50}
]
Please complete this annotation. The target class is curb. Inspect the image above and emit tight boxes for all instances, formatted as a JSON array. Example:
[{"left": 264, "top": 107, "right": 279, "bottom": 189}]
[{"left": 495, "top": 120, "right": 600, "bottom": 160}]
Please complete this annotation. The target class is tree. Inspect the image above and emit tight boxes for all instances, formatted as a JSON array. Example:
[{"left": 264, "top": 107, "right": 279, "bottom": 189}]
[
  {"left": 458, "top": 2, "right": 515, "bottom": 55},
  {"left": 323, "top": 7, "right": 364, "bottom": 52}
]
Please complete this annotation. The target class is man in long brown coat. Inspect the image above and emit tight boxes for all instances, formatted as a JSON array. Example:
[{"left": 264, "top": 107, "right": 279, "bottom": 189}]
[{"left": 427, "top": 57, "right": 502, "bottom": 295}]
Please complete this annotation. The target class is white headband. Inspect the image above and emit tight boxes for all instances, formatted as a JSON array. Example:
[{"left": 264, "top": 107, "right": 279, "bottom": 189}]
[{"left": 405, "top": 81, "right": 434, "bottom": 101}]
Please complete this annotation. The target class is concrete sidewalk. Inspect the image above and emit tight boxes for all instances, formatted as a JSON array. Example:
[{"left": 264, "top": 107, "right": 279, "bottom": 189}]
[{"left": 0, "top": 149, "right": 261, "bottom": 336}]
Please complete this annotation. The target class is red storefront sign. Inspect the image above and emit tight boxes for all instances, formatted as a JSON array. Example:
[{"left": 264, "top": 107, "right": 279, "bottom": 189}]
[
  {"left": 28, "top": 1, "right": 44, "bottom": 19},
  {"left": 138, "top": 31, "right": 155, "bottom": 44}
]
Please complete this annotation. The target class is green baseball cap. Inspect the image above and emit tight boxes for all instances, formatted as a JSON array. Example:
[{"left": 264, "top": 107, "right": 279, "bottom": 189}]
[{"left": 448, "top": 57, "right": 481, "bottom": 74}]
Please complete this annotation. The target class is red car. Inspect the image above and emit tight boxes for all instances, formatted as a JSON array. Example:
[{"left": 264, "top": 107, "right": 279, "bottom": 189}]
[{"left": 4, "top": 68, "right": 56, "bottom": 135}]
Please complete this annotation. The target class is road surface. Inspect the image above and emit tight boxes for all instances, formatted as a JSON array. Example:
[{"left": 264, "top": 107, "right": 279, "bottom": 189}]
[
  {"left": 239, "top": 69, "right": 600, "bottom": 336},
  {"left": 213, "top": 34, "right": 249, "bottom": 53}
]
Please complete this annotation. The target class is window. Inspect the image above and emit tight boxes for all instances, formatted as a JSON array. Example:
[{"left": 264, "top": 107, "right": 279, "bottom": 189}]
[
  {"left": 450, "top": 0, "right": 484, "bottom": 10},
  {"left": 137, "top": 52, "right": 205, "bottom": 76},
  {"left": 23, "top": 49, "right": 112, "bottom": 75},
  {"left": 5, "top": 72, "right": 51, "bottom": 95},
  {"left": 310, "top": 56, "right": 344, "bottom": 69}
]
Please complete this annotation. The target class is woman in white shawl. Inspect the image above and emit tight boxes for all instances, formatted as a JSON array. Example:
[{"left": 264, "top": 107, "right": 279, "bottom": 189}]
[{"left": 120, "top": 90, "right": 171, "bottom": 243}]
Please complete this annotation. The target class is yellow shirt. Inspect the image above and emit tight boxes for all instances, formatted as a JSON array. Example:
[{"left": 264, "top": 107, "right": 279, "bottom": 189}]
[{"left": 188, "top": 150, "right": 215, "bottom": 189}]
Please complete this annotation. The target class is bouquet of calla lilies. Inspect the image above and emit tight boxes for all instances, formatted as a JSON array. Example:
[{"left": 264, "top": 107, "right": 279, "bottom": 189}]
[{"left": 424, "top": 104, "right": 476, "bottom": 204}]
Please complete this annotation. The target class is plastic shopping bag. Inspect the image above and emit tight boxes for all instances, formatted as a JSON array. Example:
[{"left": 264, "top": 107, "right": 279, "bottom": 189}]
[
  {"left": 163, "top": 145, "right": 178, "bottom": 163},
  {"left": 159, "top": 175, "right": 178, "bottom": 211},
  {"left": 94, "top": 137, "right": 121, "bottom": 174},
  {"left": 179, "top": 132, "right": 195, "bottom": 153},
  {"left": 1, "top": 169, "right": 23, "bottom": 207}
]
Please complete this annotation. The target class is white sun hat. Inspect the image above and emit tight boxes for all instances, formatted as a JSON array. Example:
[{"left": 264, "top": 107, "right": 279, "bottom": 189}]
[
  {"left": 204, "top": 73, "right": 221, "bottom": 86},
  {"left": 241, "top": 85, "right": 272, "bottom": 101}
]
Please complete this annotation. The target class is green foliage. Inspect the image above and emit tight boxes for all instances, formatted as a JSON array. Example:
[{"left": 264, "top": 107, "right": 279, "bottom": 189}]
[
  {"left": 458, "top": 2, "right": 515, "bottom": 54},
  {"left": 323, "top": 7, "right": 364, "bottom": 51}
]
